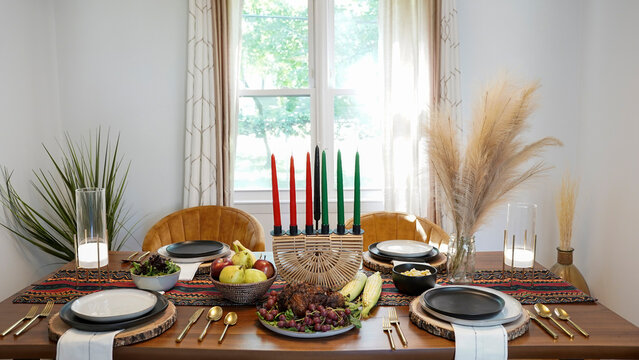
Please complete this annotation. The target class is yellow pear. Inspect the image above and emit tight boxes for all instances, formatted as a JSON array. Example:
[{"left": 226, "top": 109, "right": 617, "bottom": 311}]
[
  {"left": 219, "top": 265, "right": 245, "bottom": 284},
  {"left": 244, "top": 268, "right": 267, "bottom": 283},
  {"left": 231, "top": 240, "right": 256, "bottom": 268}
]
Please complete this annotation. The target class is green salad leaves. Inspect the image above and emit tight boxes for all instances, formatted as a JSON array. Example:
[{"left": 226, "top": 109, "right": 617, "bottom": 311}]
[{"left": 131, "top": 254, "right": 180, "bottom": 276}]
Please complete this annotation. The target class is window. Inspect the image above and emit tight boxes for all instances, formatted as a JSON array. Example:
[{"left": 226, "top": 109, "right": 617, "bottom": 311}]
[{"left": 234, "top": 0, "right": 381, "bottom": 205}]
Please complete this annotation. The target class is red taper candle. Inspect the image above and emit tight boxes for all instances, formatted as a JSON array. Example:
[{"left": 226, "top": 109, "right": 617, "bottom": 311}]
[
  {"left": 289, "top": 156, "right": 298, "bottom": 234},
  {"left": 270, "top": 155, "right": 282, "bottom": 234},
  {"left": 305, "top": 152, "right": 313, "bottom": 234}
]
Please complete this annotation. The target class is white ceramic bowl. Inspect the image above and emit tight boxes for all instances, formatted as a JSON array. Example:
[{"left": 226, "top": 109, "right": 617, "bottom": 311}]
[{"left": 130, "top": 268, "right": 181, "bottom": 291}]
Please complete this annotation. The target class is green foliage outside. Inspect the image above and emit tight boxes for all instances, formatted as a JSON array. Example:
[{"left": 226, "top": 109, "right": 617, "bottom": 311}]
[{"left": 237, "top": 0, "right": 378, "bottom": 189}]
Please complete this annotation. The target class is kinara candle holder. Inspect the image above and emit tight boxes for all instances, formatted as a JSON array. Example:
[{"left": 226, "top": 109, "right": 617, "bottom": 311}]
[{"left": 272, "top": 229, "right": 363, "bottom": 290}]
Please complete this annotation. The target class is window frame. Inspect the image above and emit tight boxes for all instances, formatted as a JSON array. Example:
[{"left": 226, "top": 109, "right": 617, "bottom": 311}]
[{"left": 233, "top": 0, "right": 383, "bottom": 209}]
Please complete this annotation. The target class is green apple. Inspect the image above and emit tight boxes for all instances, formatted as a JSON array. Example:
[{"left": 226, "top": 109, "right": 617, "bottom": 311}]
[
  {"left": 219, "top": 265, "right": 245, "bottom": 284},
  {"left": 244, "top": 268, "right": 267, "bottom": 283}
]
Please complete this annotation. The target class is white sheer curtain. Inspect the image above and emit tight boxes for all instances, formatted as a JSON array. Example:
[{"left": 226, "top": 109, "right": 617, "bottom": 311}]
[
  {"left": 183, "top": 0, "right": 242, "bottom": 207},
  {"left": 380, "top": 0, "right": 434, "bottom": 216},
  {"left": 380, "top": 0, "right": 461, "bottom": 224}
]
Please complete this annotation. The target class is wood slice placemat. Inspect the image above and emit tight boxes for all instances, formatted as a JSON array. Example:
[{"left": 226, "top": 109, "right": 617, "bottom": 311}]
[
  {"left": 408, "top": 297, "right": 529, "bottom": 341},
  {"left": 48, "top": 302, "right": 177, "bottom": 347},
  {"left": 362, "top": 251, "right": 447, "bottom": 274}
]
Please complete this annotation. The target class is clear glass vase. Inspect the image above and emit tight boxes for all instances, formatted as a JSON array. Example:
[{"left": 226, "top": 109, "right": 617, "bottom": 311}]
[
  {"left": 75, "top": 188, "right": 108, "bottom": 269},
  {"left": 447, "top": 234, "right": 476, "bottom": 284}
]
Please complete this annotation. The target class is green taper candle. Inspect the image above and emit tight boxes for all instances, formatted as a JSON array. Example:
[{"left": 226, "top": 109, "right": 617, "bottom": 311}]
[
  {"left": 336, "top": 150, "right": 345, "bottom": 234},
  {"left": 321, "top": 150, "right": 329, "bottom": 234},
  {"left": 354, "top": 151, "right": 360, "bottom": 228}
]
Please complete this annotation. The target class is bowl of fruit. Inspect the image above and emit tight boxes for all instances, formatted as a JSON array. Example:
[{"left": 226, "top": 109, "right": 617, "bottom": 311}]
[
  {"left": 210, "top": 241, "right": 277, "bottom": 304},
  {"left": 130, "top": 254, "right": 181, "bottom": 291}
]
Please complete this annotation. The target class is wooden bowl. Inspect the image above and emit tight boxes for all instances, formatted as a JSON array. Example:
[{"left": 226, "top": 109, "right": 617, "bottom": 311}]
[{"left": 210, "top": 269, "right": 278, "bottom": 304}]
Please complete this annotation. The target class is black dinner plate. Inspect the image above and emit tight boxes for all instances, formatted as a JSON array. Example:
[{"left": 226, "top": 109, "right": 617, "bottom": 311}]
[
  {"left": 59, "top": 291, "right": 168, "bottom": 331},
  {"left": 368, "top": 242, "right": 439, "bottom": 263},
  {"left": 166, "top": 240, "right": 224, "bottom": 258},
  {"left": 422, "top": 286, "right": 505, "bottom": 320}
]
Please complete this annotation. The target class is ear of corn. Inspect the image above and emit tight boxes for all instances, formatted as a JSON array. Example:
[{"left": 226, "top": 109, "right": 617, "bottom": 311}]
[
  {"left": 361, "top": 271, "right": 382, "bottom": 318},
  {"left": 339, "top": 271, "right": 368, "bottom": 301}
]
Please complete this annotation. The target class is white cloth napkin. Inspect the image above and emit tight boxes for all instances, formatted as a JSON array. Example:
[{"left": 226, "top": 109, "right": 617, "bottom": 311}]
[
  {"left": 451, "top": 323, "right": 507, "bottom": 360},
  {"left": 56, "top": 328, "right": 123, "bottom": 360},
  {"left": 176, "top": 262, "right": 203, "bottom": 281}
]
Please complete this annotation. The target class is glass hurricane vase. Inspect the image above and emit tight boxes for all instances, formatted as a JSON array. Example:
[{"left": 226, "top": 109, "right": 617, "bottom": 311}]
[{"left": 447, "top": 234, "right": 476, "bottom": 284}]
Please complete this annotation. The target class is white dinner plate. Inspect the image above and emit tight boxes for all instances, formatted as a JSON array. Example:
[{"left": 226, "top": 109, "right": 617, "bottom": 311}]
[
  {"left": 157, "top": 243, "right": 231, "bottom": 263},
  {"left": 376, "top": 240, "right": 433, "bottom": 258},
  {"left": 71, "top": 289, "right": 158, "bottom": 323},
  {"left": 419, "top": 285, "right": 522, "bottom": 327}
]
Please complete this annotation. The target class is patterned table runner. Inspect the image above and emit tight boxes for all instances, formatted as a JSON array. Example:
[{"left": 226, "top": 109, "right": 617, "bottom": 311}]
[{"left": 13, "top": 268, "right": 595, "bottom": 307}]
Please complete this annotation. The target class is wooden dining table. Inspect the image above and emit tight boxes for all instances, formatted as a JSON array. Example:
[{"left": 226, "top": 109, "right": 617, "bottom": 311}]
[{"left": 0, "top": 251, "right": 638, "bottom": 360}]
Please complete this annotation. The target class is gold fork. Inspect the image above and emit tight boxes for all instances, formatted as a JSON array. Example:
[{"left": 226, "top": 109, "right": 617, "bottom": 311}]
[
  {"left": 382, "top": 317, "right": 396, "bottom": 350},
  {"left": 135, "top": 251, "right": 150, "bottom": 262},
  {"left": 15, "top": 301, "right": 54, "bottom": 336},
  {"left": 1, "top": 306, "right": 38, "bottom": 336},
  {"left": 122, "top": 251, "right": 139, "bottom": 262},
  {"left": 388, "top": 308, "right": 407, "bottom": 346}
]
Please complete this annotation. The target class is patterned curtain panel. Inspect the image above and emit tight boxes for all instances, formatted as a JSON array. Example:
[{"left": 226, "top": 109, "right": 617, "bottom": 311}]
[
  {"left": 184, "top": 0, "right": 242, "bottom": 207},
  {"left": 432, "top": 0, "right": 462, "bottom": 231},
  {"left": 184, "top": 0, "right": 216, "bottom": 207}
]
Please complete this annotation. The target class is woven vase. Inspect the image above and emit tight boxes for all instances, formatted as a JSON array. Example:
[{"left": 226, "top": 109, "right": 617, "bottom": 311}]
[{"left": 550, "top": 247, "right": 590, "bottom": 295}]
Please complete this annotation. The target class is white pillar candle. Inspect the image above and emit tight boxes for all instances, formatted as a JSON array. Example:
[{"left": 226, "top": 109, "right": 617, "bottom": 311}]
[
  {"left": 77, "top": 242, "right": 109, "bottom": 269},
  {"left": 504, "top": 248, "right": 534, "bottom": 268}
]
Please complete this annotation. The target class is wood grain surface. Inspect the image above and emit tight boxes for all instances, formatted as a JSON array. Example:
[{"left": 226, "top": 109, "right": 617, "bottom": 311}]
[
  {"left": 408, "top": 297, "right": 529, "bottom": 341},
  {"left": 48, "top": 302, "right": 177, "bottom": 347},
  {"left": 0, "top": 251, "right": 637, "bottom": 360},
  {"left": 362, "top": 251, "right": 447, "bottom": 274}
]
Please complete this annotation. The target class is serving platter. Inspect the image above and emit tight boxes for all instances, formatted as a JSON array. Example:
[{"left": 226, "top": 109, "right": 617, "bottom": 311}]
[
  {"left": 70, "top": 289, "right": 157, "bottom": 323},
  {"left": 422, "top": 286, "right": 505, "bottom": 319},
  {"left": 419, "top": 285, "right": 523, "bottom": 326},
  {"left": 376, "top": 240, "right": 433, "bottom": 258},
  {"left": 166, "top": 240, "right": 224, "bottom": 258},
  {"left": 258, "top": 318, "right": 355, "bottom": 338},
  {"left": 158, "top": 243, "right": 230, "bottom": 263},
  {"left": 60, "top": 291, "right": 168, "bottom": 331}
]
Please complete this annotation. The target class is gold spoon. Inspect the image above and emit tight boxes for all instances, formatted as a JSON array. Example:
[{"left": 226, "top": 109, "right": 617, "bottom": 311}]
[
  {"left": 554, "top": 307, "right": 589, "bottom": 337},
  {"left": 218, "top": 312, "right": 237, "bottom": 344},
  {"left": 534, "top": 303, "right": 574, "bottom": 339},
  {"left": 198, "top": 306, "right": 223, "bottom": 342}
]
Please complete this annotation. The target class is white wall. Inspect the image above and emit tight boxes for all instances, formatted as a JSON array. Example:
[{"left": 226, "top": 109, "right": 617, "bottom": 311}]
[
  {"left": 458, "top": 0, "right": 639, "bottom": 326},
  {"left": 572, "top": 0, "right": 639, "bottom": 326},
  {"left": 0, "top": 0, "right": 63, "bottom": 299},
  {"left": 457, "top": 0, "right": 584, "bottom": 264},
  {"left": 52, "top": 0, "right": 188, "bottom": 249}
]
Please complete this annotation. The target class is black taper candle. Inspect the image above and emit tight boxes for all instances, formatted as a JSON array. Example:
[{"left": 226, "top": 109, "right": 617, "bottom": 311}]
[{"left": 313, "top": 145, "right": 320, "bottom": 230}]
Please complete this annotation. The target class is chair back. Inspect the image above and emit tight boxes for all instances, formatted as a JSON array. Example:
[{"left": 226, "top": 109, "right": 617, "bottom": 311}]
[{"left": 143, "top": 205, "right": 265, "bottom": 252}]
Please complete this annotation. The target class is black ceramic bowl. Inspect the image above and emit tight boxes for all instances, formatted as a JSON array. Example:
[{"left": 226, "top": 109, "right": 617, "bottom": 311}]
[{"left": 391, "top": 263, "right": 437, "bottom": 296}]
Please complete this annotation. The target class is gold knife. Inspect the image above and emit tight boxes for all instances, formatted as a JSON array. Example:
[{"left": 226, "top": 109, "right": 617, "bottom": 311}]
[{"left": 176, "top": 308, "right": 205, "bottom": 343}]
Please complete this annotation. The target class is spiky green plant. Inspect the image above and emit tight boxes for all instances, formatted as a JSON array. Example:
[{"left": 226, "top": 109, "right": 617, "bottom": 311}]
[{"left": 0, "top": 129, "right": 134, "bottom": 261}]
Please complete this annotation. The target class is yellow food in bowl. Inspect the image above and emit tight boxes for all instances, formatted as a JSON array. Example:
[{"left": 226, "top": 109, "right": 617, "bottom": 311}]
[{"left": 400, "top": 268, "right": 432, "bottom": 277}]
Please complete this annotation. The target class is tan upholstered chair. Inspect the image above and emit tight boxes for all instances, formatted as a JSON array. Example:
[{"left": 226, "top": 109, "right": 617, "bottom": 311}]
[
  {"left": 345, "top": 211, "right": 449, "bottom": 252},
  {"left": 142, "top": 206, "right": 265, "bottom": 252}
]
